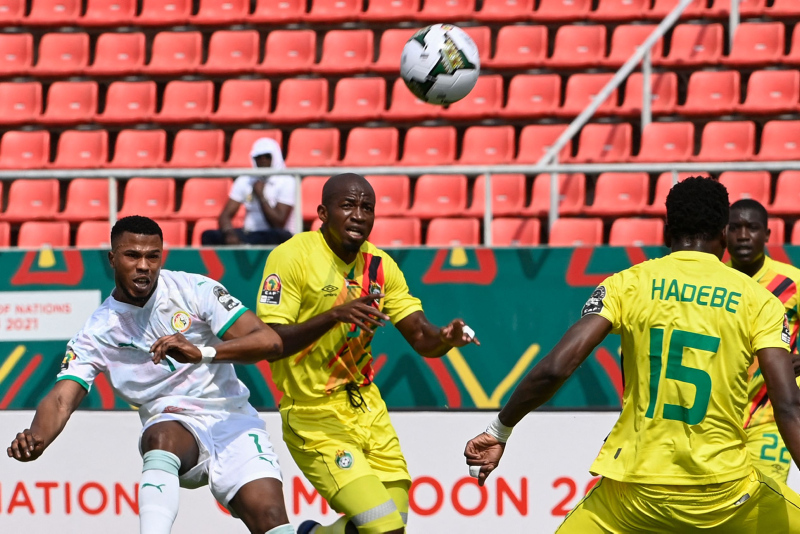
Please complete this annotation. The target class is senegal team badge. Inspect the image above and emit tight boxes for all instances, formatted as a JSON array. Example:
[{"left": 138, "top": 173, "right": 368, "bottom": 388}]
[
  {"left": 260, "top": 274, "right": 282, "bottom": 305},
  {"left": 171, "top": 311, "right": 192, "bottom": 333},
  {"left": 61, "top": 348, "right": 76, "bottom": 371},
  {"left": 335, "top": 449, "right": 354, "bottom": 469}
]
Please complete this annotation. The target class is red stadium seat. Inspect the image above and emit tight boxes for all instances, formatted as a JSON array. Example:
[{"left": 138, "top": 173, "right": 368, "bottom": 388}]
[
  {"left": 719, "top": 171, "right": 771, "bottom": 204},
  {"left": 371, "top": 29, "right": 416, "bottom": 73},
  {"left": 643, "top": 172, "right": 708, "bottom": 216},
  {"left": 0, "top": 0, "right": 24, "bottom": 25},
  {"left": 768, "top": 218, "right": 785, "bottom": 245},
  {"left": 604, "top": 25, "right": 663, "bottom": 68},
  {"left": 710, "top": 0, "right": 768, "bottom": 18},
  {"left": 572, "top": 123, "right": 632, "bottom": 164},
  {"left": 314, "top": 30, "right": 373, "bottom": 74},
  {"left": 635, "top": 122, "right": 695, "bottom": 162},
  {"left": 459, "top": 126, "right": 515, "bottom": 165},
  {"left": 192, "top": 0, "right": 248, "bottom": 25},
  {"left": 590, "top": 0, "right": 649, "bottom": 21},
  {"left": 609, "top": 218, "right": 664, "bottom": 246},
  {"left": 88, "top": 33, "right": 145, "bottom": 76},
  {"left": 251, "top": 0, "right": 305, "bottom": 22},
  {"left": 341, "top": 128, "right": 398, "bottom": 167},
  {"left": 301, "top": 176, "right": 328, "bottom": 220},
  {"left": 2, "top": 179, "right": 59, "bottom": 222},
  {"left": 548, "top": 218, "right": 603, "bottom": 246},
  {"left": 0, "top": 131, "right": 50, "bottom": 169},
  {"left": 226, "top": 129, "right": 283, "bottom": 167},
  {"left": 619, "top": 72, "right": 677, "bottom": 117},
  {"left": 501, "top": 74, "right": 561, "bottom": 119},
  {"left": 284, "top": 128, "right": 340, "bottom": 167},
  {"left": 784, "top": 24, "right": 800, "bottom": 66},
  {"left": 739, "top": 70, "right": 800, "bottom": 115},
  {"left": 75, "top": 221, "right": 111, "bottom": 248},
  {"left": 365, "top": 175, "right": 410, "bottom": 216},
  {"left": 191, "top": 218, "right": 218, "bottom": 246},
  {"left": 384, "top": 78, "right": 441, "bottom": 122},
  {"left": 174, "top": 178, "right": 232, "bottom": 222},
  {"left": 525, "top": 173, "right": 586, "bottom": 217},
  {"left": 465, "top": 173, "right": 526, "bottom": 217},
  {"left": 57, "top": 178, "right": 111, "bottom": 222},
  {"left": 155, "top": 220, "right": 187, "bottom": 248},
  {"left": 96, "top": 81, "right": 156, "bottom": 125},
  {"left": 211, "top": 79, "right": 271, "bottom": 125},
  {"left": 516, "top": 124, "right": 571, "bottom": 164},
  {"left": 270, "top": 79, "right": 328, "bottom": 125},
  {"left": 723, "top": 22, "right": 785, "bottom": 67},
  {"left": 0, "top": 34, "right": 33, "bottom": 76},
  {"left": 443, "top": 75, "right": 503, "bottom": 121},
  {"left": 200, "top": 30, "right": 260, "bottom": 75},
  {"left": 146, "top": 31, "right": 201, "bottom": 75},
  {"left": 409, "top": 174, "right": 467, "bottom": 218},
  {"left": 584, "top": 172, "right": 649, "bottom": 216},
  {"left": 678, "top": 70, "right": 740, "bottom": 117},
  {"left": 18, "top": 222, "right": 69, "bottom": 248},
  {"left": 169, "top": 130, "right": 225, "bottom": 168},
  {"left": 361, "top": 0, "right": 419, "bottom": 21},
  {"left": 427, "top": 218, "right": 480, "bottom": 246},
  {"left": 40, "top": 81, "right": 97, "bottom": 126},
  {"left": 306, "top": 0, "right": 361, "bottom": 22},
  {"left": 259, "top": 30, "right": 316, "bottom": 75},
  {"left": 34, "top": 33, "right": 89, "bottom": 76},
  {"left": 328, "top": 78, "right": 387, "bottom": 123},
  {"left": 486, "top": 26, "right": 547, "bottom": 70},
  {"left": 157, "top": 81, "right": 214, "bottom": 124},
  {"left": 694, "top": 121, "right": 755, "bottom": 162},
  {"left": 369, "top": 218, "right": 421, "bottom": 246},
  {"left": 82, "top": 0, "right": 137, "bottom": 26},
  {"left": 757, "top": 120, "right": 800, "bottom": 161},
  {"left": 118, "top": 178, "right": 176, "bottom": 219},
  {"left": 492, "top": 218, "right": 540, "bottom": 246},
  {"left": 548, "top": 25, "right": 606, "bottom": 69},
  {"left": 0, "top": 82, "right": 42, "bottom": 126},
  {"left": 648, "top": 0, "right": 708, "bottom": 18},
  {"left": 658, "top": 23, "right": 723, "bottom": 67},
  {"left": 109, "top": 129, "right": 166, "bottom": 168},
  {"left": 416, "top": 0, "right": 474, "bottom": 21},
  {"left": 474, "top": 0, "right": 533, "bottom": 21},
  {"left": 558, "top": 74, "right": 617, "bottom": 118},
  {"left": 27, "top": 0, "right": 80, "bottom": 26},
  {"left": 769, "top": 0, "right": 800, "bottom": 18},
  {"left": 770, "top": 172, "right": 800, "bottom": 215},
  {"left": 137, "top": 0, "right": 191, "bottom": 25},
  {"left": 400, "top": 127, "right": 456, "bottom": 166},
  {"left": 52, "top": 130, "right": 108, "bottom": 169},
  {"left": 463, "top": 26, "right": 492, "bottom": 64},
  {"left": 535, "top": 0, "right": 590, "bottom": 21}
]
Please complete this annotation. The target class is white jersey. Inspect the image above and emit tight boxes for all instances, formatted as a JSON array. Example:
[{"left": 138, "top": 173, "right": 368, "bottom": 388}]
[
  {"left": 229, "top": 175, "right": 296, "bottom": 234},
  {"left": 58, "top": 270, "right": 253, "bottom": 425}
]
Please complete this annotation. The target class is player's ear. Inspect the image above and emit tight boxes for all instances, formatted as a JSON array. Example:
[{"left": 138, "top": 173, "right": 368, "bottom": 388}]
[
  {"left": 318, "top": 204, "right": 328, "bottom": 223},
  {"left": 107, "top": 250, "right": 115, "bottom": 268}
]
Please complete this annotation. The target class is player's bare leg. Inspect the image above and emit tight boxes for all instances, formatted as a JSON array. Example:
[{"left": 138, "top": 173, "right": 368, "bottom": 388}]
[{"left": 228, "top": 478, "right": 294, "bottom": 534}]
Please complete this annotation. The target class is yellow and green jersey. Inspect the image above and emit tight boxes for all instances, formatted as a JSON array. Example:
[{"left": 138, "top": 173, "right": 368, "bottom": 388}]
[
  {"left": 256, "top": 231, "right": 423, "bottom": 402},
  {"left": 585, "top": 251, "right": 789, "bottom": 485}
]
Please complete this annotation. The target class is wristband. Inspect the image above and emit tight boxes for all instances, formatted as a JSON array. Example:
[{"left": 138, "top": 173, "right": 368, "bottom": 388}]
[
  {"left": 486, "top": 416, "right": 513, "bottom": 443},
  {"left": 199, "top": 346, "right": 217, "bottom": 365},
  {"left": 462, "top": 325, "right": 475, "bottom": 340}
]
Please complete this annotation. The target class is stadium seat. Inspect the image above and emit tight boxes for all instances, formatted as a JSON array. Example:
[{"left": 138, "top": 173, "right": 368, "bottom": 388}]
[
  {"left": 18, "top": 222, "right": 69, "bottom": 248},
  {"left": 618, "top": 72, "right": 677, "bottom": 117},
  {"left": 157, "top": 81, "right": 214, "bottom": 124},
  {"left": 81, "top": 0, "right": 137, "bottom": 26},
  {"left": 192, "top": 0, "right": 248, "bottom": 24},
  {"left": 465, "top": 173, "right": 526, "bottom": 216},
  {"left": 369, "top": 217, "right": 421, "bottom": 246},
  {"left": 146, "top": 31, "right": 202, "bottom": 75},
  {"left": 474, "top": 0, "right": 533, "bottom": 21},
  {"left": 314, "top": 30, "right": 373, "bottom": 74},
  {"left": 756, "top": 120, "right": 800, "bottom": 161},
  {"left": 75, "top": 221, "right": 111, "bottom": 248},
  {"left": 572, "top": 123, "right": 632, "bottom": 164},
  {"left": 88, "top": 32, "right": 145, "bottom": 76},
  {"left": 459, "top": 126, "right": 515, "bottom": 165},
  {"left": 492, "top": 218, "right": 540, "bottom": 246},
  {"left": 137, "top": 0, "right": 191, "bottom": 25},
  {"left": 501, "top": 74, "right": 561, "bottom": 119},
  {"left": 694, "top": 121, "right": 756, "bottom": 162},
  {"left": 191, "top": 218, "right": 218, "bottom": 246},
  {"left": 548, "top": 25, "right": 607, "bottom": 69},
  {"left": 443, "top": 75, "right": 503, "bottom": 121},
  {"left": 525, "top": 173, "right": 586, "bottom": 217},
  {"left": 548, "top": 218, "right": 603, "bottom": 246},
  {"left": 0, "top": 82, "right": 41, "bottom": 126},
  {"left": 535, "top": 0, "right": 591, "bottom": 21},
  {"left": 0, "top": 131, "right": 50, "bottom": 169},
  {"left": 609, "top": 218, "right": 664, "bottom": 246},
  {"left": 174, "top": 178, "right": 232, "bottom": 222},
  {"left": 371, "top": 29, "right": 416, "bottom": 73},
  {"left": 723, "top": 22, "right": 785, "bottom": 67},
  {"left": 710, "top": 0, "right": 768, "bottom": 18},
  {"left": 784, "top": 24, "right": 800, "bottom": 66},
  {"left": 52, "top": 130, "right": 108, "bottom": 169},
  {"left": 427, "top": 218, "right": 480, "bottom": 246},
  {"left": 739, "top": 70, "right": 800, "bottom": 115},
  {"left": 327, "top": 78, "right": 387, "bottom": 123},
  {"left": 200, "top": 30, "right": 260, "bottom": 75},
  {"left": 365, "top": 175, "right": 410, "bottom": 216},
  {"left": 0, "top": 34, "right": 33, "bottom": 76},
  {"left": 2, "top": 179, "right": 59, "bottom": 222},
  {"left": 57, "top": 178, "right": 111, "bottom": 222},
  {"left": 211, "top": 79, "right": 271, "bottom": 125},
  {"left": 118, "top": 178, "right": 176, "bottom": 219},
  {"left": 604, "top": 25, "right": 663, "bottom": 68},
  {"left": 384, "top": 78, "right": 441, "bottom": 121},
  {"left": 516, "top": 124, "right": 571, "bottom": 164},
  {"left": 635, "top": 122, "right": 695, "bottom": 162},
  {"left": 584, "top": 172, "right": 649, "bottom": 216},
  {"left": 408, "top": 174, "right": 467, "bottom": 218},
  {"left": 768, "top": 218, "right": 785, "bottom": 245},
  {"left": 463, "top": 27, "right": 492, "bottom": 63},
  {"left": 486, "top": 26, "right": 547, "bottom": 70},
  {"left": 590, "top": 0, "right": 649, "bottom": 21},
  {"left": 361, "top": 0, "right": 419, "bottom": 20},
  {"left": 109, "top": 129, "right": 167, "bottom": 168},
  {"left": 678, "top": 70, "right": 740, "bottom": 116},
  {"left": 0, "top": 222, "right": 11, "bottom": 247},
  {"left": 643, "top": 172, "right": 707, "bottom": 216},
  {"left": 96, "top": 81, "right": 156, "bottom": 125},
  {"left": 400, "top": 127, "right": 456, "bottom": 166},
  {"left": 302, "top": 176, "right": 328, "bottom": 220},
  {"left": 719, "top": 171, "right": 771, "bottom": 204},
  {"left": 0, "top": 0, "right": 24, "bottom": 25},
  {"left": 270, "top": 78, "right": 328, "bottom": 125},
  {"left": 27, "top": 0, "right": 80, "bottom": 26},
  {"left": 416, "top": 0, "right": 474, "bottom": 21},
  {"left": 657, "top": 23, "right": 723, "bottom": 66},
  {"left": 155, "top": 220, "right": 187, "bottom": 248},
  {"left": 168, "top": 130, "right": 225, "bottom": 168},
  {"left": 226, "top": 129, "right": 282, "bottom": 167},
  {"left": 341, "top": 127, "right": 398, "bottom": 167},
  {"left": 770, "top": 171, "right": 800, "bottom": 215},
  {"left": 251, "top": 0, "right": 305, "bottom": 22},
  {"left": 306, "top": 0, "right": 361, "bottom": 22},
  {"left": 768, "top": 0, "right": 800, "bottom": 18},
  {"left": 258, "top": 30, "right": 316, "bottom": 75},
  {"left": 558, "top": 74, "right": 617, "bottom": 117},
  {"left": 34, "top": 32, "right": 89, "bottom": 76},
  {"left": 648, "top": 0, "right": 708, "bottom": 18},
  {"left": 284, "top": 128, "right": 340, "bottom": 167},
  {"left": 40, "top": 81, "right": 97, "bottom": 126}
]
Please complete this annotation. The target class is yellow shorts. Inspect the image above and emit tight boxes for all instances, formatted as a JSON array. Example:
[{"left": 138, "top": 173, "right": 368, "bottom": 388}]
[
  {"left": 279, "top": 383, "right": 411, "bottom": 504},
  {"left": 746, "top": 422, "right": 792, "bottom": 484},
  {"left": 557, "top": 468, "right": 800, "bottom": 533}
]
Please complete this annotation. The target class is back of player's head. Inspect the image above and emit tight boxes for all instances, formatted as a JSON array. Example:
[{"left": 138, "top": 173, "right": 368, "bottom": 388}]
[
  {"left": 110, "top": 216, "right": 163, "bottom": 246},
  {"left": 665, "top": 177, "right": 729, "bottom": 241},
  {"left": 730, "top": 198, "right": 768, "bottom": 227},
  {"left": 321, "top": 173, "right": 374, "bottom": 207}
]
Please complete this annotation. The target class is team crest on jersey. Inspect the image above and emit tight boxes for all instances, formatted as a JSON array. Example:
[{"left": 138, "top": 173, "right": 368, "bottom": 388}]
[
  {"left": 171, "top": 311, "right": 192, "bottom": 333},
  {"left": 581, "top": 286, "right": 606, "bottom": 317},
  {"left": 61, "top": 348, "right": 76, "bottom": 371},
  {"left": 260, "top": 274, "right": 282, "bottom": 305},
  {"left": 782, "top": 314, "right": 791, "bottom": 345},
  {"left": 213, "top": 286, "right": 240, "bottom": 311},
  {"left": 335, "top": 450, "right": 354, "bottom": 470}
]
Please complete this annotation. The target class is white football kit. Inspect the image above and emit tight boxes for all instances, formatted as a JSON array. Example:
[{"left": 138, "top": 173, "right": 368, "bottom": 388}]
[{"left": 58, "top": 269, "right": 282, "bottom": 508}]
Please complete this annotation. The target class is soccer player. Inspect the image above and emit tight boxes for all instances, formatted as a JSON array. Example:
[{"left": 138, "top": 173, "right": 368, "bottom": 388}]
[
  {"left": 726, "top": 199, "right": 800, "bottom": 484},
  {"left": 256, "top": 173, "right": 479, "bottom": 534},
  {"left": 465, "top": 177, "right": 800, "bottom": 532},
  {"left": 7, "top": 216, "right": 295, "bottom": 534}
]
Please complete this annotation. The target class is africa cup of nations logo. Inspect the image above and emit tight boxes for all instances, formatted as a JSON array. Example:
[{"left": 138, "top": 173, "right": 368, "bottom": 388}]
[
  {"left": 171, "top": 311, "right": 192, "bottom": 333},
  {"left": 260, "top": 274, "right": 282, "bottom": 305},
  {"left": 335, "top": 449, "right": 354, "bottom": 470}
]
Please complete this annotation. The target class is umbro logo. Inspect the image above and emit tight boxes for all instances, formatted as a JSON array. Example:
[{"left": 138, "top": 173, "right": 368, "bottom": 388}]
[{"left": 322, "top": 285, "right": 339, "bottom": 296}]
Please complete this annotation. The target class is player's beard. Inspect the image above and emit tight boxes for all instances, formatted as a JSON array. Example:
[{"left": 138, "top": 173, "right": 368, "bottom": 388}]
[{"left": 119, "top": 279, "right": 159, "bottom": 306}]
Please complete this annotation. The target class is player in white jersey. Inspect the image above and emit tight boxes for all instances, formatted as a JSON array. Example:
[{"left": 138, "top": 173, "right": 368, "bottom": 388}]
[{"left": 7, "top": 216, "right": 295, "bottom": 534}]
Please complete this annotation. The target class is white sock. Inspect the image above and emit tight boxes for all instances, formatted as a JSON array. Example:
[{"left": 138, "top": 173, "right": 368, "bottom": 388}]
[
  {"left": 139, "top": 450, "right": 181, "bottom": 534},
  {"left": 265, "top": 525, "right": 296, "bottom": 534}
]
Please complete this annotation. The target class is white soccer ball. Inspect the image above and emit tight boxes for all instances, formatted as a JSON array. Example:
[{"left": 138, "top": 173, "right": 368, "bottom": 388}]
[{"left": 400, "top": 24, "right": 481, "bottom": 106}]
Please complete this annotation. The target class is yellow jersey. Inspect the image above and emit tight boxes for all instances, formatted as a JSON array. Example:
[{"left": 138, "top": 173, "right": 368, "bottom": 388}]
[
  {"left": 585, "top": 251, "right": 789, "bottom": 485},
  {"left": 256, "top": 231, "right": 423, "bottom": 402}
]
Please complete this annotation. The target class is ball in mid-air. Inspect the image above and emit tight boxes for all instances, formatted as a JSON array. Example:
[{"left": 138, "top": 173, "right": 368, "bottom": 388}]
[{"left": 400, "top": 24, "right": 480, "bottom": 106}]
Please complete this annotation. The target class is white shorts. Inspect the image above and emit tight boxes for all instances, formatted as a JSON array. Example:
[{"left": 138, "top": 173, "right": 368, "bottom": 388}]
[{"left": 140, "top": 407, "right": 282, "bottom": 509}]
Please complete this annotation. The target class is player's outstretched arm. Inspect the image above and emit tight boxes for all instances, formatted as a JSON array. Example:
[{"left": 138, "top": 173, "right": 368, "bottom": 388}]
[
  {"left": 395, "top": 311, "right": 479, "bottom": 359},
  {"left": 7, "top": 379, "right": 86, "bottom": 462},
  {"left": 759, "top": 346, "right": 800, "bottom": 467}
]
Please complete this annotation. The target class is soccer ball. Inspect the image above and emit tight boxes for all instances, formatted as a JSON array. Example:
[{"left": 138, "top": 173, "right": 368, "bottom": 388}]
[{"left": 400, "top": 24, "right": 481, "bottom": 106}]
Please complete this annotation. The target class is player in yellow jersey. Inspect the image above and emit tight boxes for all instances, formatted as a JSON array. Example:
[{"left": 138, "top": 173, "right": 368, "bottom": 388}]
[
  {"left": 726, "top": 198, "right": 800, "bottom": 484},
  {"left": 465, "top": 177, "right": 800, "bottom": 532},
  {"left": 257, "top": 173, "right": 479, "bottom": 534}
]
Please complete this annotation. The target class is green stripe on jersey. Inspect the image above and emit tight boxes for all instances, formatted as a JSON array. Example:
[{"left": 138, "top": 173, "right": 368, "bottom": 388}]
[
  {"left": 217, "top": 307, "right": 247, "bottom": 338},
  {"left": 56, "top": 375, "right": 91, "bottom": 392}
]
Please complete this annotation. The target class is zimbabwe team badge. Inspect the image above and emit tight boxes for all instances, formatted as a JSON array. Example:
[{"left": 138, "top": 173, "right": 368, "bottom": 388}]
[{"left": 335, "top": 449, "right": 354, "bottom": 469}]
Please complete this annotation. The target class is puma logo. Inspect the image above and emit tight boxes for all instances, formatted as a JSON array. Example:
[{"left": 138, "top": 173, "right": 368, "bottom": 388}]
[
  {"left": 118, "top": 341, "right": 137, "bottom": 348},
  {"left": 142, "top": 483, "right": 165, "bottom": 493}
]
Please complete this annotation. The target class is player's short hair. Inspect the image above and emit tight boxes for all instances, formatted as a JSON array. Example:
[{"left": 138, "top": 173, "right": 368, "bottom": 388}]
[
  {"left": 730, "top": 198, "right": 768, "bottom": 227},
  {"left": 321, "top": 173, "right": 374, "bottom": 207},
  {"left": 110, "top": 216, "right": 163, "bottom": 245},
  {"left": 666, "top": 177, "right": 729, "bottom": 242}
]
